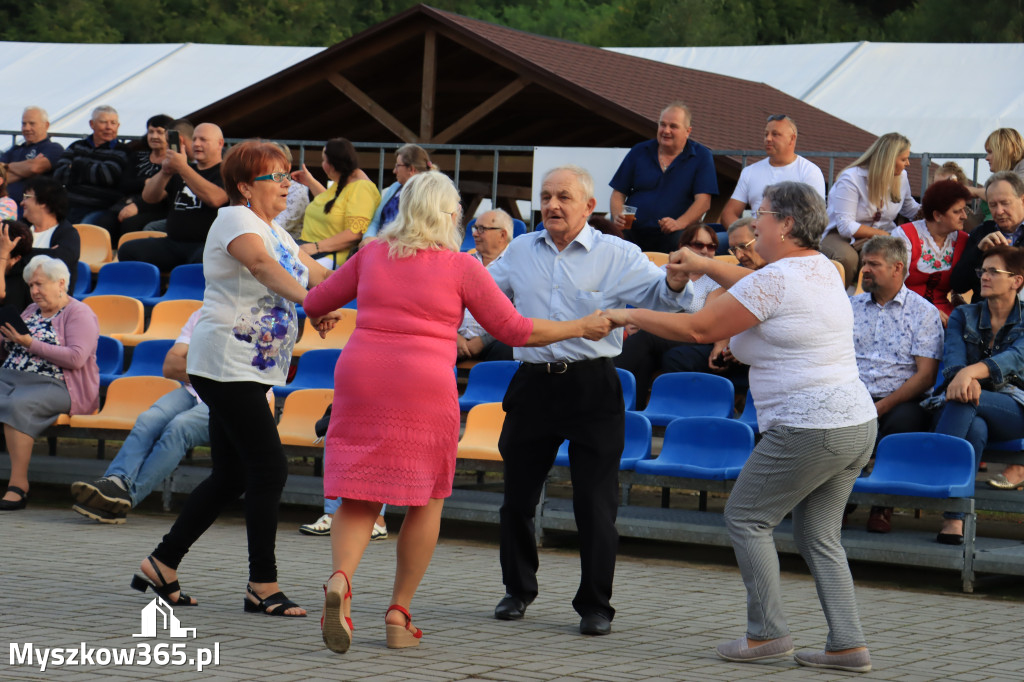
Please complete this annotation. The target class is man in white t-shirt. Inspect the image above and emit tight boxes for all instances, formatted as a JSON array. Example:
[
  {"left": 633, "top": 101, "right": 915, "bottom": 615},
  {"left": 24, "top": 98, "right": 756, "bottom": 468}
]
[{"left": 718, "top": 115, "right": 825, "bottom": 229}]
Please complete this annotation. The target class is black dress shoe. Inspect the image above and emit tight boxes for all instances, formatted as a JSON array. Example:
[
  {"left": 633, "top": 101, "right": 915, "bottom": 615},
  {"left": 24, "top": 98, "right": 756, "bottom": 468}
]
[
  {"left": 936, "top": 532, "right": 964, "bottom": 546},
  {"left": 494, "top": 594, "right": 527, "bottom": 620},
  {"left": 579, "top": 613, "right": 612, "bottom": 636},
  {"left": 0, "top": 486, "right": 28, "bottom": 511}
]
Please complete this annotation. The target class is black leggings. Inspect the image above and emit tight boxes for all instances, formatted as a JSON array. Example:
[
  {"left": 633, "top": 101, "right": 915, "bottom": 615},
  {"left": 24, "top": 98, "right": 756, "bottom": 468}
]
[{"left": 152, "top": 376, "right": 287, "bottom": 583}]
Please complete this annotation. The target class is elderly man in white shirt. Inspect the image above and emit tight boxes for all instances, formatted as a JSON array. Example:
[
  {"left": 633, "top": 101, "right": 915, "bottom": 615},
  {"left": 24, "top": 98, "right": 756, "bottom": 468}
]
[{"left": 457, "top": 209, "right": 515, "bottom": 362}]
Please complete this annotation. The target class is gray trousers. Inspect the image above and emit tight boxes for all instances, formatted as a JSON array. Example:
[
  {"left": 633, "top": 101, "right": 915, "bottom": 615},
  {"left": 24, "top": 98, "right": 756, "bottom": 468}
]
[{"left": 724, "top": 420, "right": 877, "bottom": 650}]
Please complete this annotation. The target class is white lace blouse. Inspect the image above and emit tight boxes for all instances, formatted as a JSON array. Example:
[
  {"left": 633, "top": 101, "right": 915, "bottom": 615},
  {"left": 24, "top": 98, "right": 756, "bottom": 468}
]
[{"left": 728, "top": 253, "right": 877, "bottom": 431}]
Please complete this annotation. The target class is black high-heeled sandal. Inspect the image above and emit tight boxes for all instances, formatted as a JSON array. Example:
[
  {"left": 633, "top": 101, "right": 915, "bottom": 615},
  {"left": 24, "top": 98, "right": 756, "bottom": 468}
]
[
  {"left": 244, "top": 584, "right": 306, "bottom": 617},
  {"left": 130, "top": 556, "right": 197, "bottom": 606}
]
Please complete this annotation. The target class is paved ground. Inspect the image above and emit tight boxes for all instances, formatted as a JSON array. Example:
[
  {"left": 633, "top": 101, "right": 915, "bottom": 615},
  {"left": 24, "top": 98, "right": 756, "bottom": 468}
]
[{"left": 3, "top": 506, "right": 1024, "bottom": 681}]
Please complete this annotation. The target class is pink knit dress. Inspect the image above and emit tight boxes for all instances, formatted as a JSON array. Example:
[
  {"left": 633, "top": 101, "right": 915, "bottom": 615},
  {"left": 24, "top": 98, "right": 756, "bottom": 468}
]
[{"left": 303, "top": 240, "right": 533, "bottom": 505}]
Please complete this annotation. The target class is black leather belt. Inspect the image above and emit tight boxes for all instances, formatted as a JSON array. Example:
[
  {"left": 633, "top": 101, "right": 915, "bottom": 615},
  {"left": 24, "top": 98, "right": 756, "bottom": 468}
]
[{"left": 521, "top": 358, "right": 609, "bottom": 375}]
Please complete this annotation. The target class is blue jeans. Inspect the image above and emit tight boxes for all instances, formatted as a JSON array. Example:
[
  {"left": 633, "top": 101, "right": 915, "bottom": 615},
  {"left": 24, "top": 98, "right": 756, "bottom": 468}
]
[
  {"left": 937, "top": 390, "right": 1024, "bottom": 520},
  {"left": 106, "top": 387, "right": 209, "bottom": 506}
]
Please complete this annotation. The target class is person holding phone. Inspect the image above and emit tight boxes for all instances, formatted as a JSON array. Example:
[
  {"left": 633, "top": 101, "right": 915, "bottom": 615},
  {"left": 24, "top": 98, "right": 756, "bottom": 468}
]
[
  {"left": 0, "top": 255, "right": 99, "bottom": 511},
  {"left": 110, "top": 114, "right": 176, "bottom": 238}
]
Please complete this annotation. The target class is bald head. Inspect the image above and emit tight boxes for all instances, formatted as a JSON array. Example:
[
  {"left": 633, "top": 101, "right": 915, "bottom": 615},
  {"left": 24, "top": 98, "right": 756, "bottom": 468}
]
[{"left": 192, "top": 123, "right": 224, "bottom": 169}]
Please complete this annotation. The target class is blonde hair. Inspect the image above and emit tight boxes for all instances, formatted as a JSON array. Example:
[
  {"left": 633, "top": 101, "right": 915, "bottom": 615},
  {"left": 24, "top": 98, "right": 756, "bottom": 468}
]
[
  {"left": 850, "top": 132, "right": 911, "bottom": 206},
  {"left": 933, "top": 161, "right": 967, "bottom": 186},
  {"left": 381, "top": 171, "right": 462, "bottom": 258},
  {"left": 985, "top": 128, "right": 1024, "bottom": 172}
]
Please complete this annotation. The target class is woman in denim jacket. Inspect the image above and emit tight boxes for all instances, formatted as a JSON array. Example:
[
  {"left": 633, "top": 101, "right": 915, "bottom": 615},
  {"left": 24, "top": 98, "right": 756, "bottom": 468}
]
[{"left": 935, "top": 245, "right": 1024, "bottom": 544}]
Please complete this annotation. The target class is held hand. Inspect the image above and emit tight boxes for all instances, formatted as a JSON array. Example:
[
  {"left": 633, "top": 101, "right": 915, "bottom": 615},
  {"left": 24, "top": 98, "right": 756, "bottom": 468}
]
[
  {"left": 162, "top": 149, "right": 188, "bottom": 175},
  {"left": 624, "top": 323, "right": 639, "bottom": 336},
  {"left": 579, "top": 310, "right": 613, "bottom": 340},
  {"left": 456, "top": 334, "right": 472, "bottom": 359},
  {"left": 979, "top": 231, "right": 1010, "bottom": 252},
  {"left": 659, "top": 217, "right": 683, "bottom": 234},
  {"left": 0, "top": 322, "right": 31, "bottom": 347},
  {"left": 309, "top": 310, "right": 343, "bottom": 338},
  {"left": 290, "top": 164, "right": 315, "bottom": 188},
  {"left": 117, "top": 202, "right": 139, "bottom": 222},
  {"left": 600, "top": 308, "right": 631, "bottom": 329},
  {"left": 707, "top": 339, "right": 730, "bottom": 371},
  {"left": 613, "top": 213, "right": 628, "bottom": 229},
  {"left": 0, "top": 223, "right": 21, "bottom": 259}
]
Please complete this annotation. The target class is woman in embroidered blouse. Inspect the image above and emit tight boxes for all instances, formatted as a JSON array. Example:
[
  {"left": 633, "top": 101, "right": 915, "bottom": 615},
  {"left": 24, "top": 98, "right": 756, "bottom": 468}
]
[
  {"left": 291, "top": 137, "right": 381, "bottom": 268},
  {"left": 821, "top": 132, "right": 922, "bottom": 288},
  {"left": 133, "top": 140, "right": 341, "bottom": 617},
  {"left": 934, "top": 246, "right": 1024, "bottom": 541},
  {"left": 0, "top": 255, "right": 99, "bottom": 511},
  {"left": 604, "top": 182, "right": 878, "bottom": 673},
  {"left": 892, "top": 179, "right": 975, "bottom": 323}
]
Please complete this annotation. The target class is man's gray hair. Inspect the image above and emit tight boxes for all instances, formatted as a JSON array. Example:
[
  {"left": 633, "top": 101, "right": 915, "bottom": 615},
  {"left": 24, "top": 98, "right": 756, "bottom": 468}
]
[
  {"left": 727, "top": 216, "right": 755, "bottom": 235},
  {"left": 480, "top": 208, "right": 514, "bottom": 240},
  {"left": 24, "top": 106, "right": 49, "bottom": 123},
  {"left": 23, "top": 255, "right": 70, "bottom": 292},
  {"left": 90, "top": 105, "right": 118, "bottom": 120},
  {"left": 542, "top": 165, "right": 594, "bottom": 202},
  {"left": 661, "top": 101, "right": 692, "bottom": 127},
  {"left": 861, "top": 235, "right": 909, "bottom": 273},
  {"left": 985, "top": 170, "right": 1024, "bottom": 197},
  {"left": 761, "top": 181, "right": 827, "bottom": 248}
]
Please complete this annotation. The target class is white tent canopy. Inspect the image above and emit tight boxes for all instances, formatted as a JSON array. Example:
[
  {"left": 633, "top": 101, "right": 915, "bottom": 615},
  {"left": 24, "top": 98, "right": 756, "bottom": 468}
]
[
  {"left": 0, "top": 42, "right": 323, "bottom": 140},
  {"left": 608, "top": 42, "right": 1024, "bottom": 182}
]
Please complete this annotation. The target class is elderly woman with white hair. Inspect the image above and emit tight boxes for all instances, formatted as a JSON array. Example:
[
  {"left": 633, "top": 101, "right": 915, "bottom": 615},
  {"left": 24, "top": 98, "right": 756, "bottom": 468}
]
[
  {"left": 0, "top": 255, "right": 99, "bottom": 511},
  {"left": 304, "top": 171, "right": 610, "bottom": 654}
]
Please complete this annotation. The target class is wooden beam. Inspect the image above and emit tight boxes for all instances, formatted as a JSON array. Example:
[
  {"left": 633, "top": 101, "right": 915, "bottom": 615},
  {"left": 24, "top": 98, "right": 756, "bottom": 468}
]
[
  {"left": 326, "top": 72, "right": 419, "bottom": 142},
  {"left": 420, "top": 30, "right": 436, "bottom": 141},
  {"left": 432, "top": 77, "right": 530, "bottom": 144}
]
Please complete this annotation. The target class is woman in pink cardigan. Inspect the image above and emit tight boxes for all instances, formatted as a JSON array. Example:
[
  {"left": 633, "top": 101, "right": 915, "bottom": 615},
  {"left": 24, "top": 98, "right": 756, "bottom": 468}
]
[{"left": 0, "top": 255, "right": 99, "bottom": 510}]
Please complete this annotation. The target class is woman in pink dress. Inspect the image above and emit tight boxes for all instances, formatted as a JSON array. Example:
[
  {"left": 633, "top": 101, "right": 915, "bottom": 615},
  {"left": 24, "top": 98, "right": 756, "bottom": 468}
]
[{"left": 303, "top": 171, "right": 610, "bottom": 654}]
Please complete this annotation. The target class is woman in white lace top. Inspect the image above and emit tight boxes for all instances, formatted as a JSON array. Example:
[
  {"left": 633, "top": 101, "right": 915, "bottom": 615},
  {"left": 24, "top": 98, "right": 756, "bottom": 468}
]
[{"left": 604, "top": 181, "right": 878, "bottom": 674}]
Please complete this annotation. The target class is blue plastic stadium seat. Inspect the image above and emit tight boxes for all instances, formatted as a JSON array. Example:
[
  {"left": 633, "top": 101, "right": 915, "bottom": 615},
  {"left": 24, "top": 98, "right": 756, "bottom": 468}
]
[
  {"left": 458, "top": 361, "right": 521, "bottom": 411},
  {"left": 512, "top": 218, "right": 527, "bottom": 238},
  {"left": 273, "top": 348, "right": 341, "bottom": 400},
  {"left": 617, "top": 367, "right": 637, "bottom": 411},
  {"left": 853, "top": 433, "right": 975, "bottom": 498},
  {"left": 120, "top": 339, "right": 176, "bottom": 379},
  {"left": 634, "top": 416, "right": 754, "bottom": 480},
  {"left": 73, "top": 261, "right": 93, "bottom": 299},
  {"left": 554, "top": 411, "right": 652, "bottom": 469},
  {"left": 140, "top": 263, "right": 205, "bottom": 306},
  {"left": 82, "top": 261, "right": 160, "bottom": 300},
  {"left": 461, "top": 218, "right": 477, "bottom": 251},
  {"left": 637, "top": 372, "right": 735, "bottom": 426},
  {"left": 97, "top": 335, "right": 125, "bottom": 387},
  {"left": 736, "top": 389, "right": 759, "bottom": 434}
]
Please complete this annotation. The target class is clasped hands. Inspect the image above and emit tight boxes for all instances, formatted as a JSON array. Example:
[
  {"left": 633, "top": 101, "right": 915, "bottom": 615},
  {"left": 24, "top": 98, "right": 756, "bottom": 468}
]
[{"left": 309, "top": 310, "right": 344, "bottom": 339}]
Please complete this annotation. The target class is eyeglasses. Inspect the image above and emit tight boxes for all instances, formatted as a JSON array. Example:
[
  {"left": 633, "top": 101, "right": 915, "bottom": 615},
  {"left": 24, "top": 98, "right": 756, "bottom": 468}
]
[
  {"left": 766, "top": 114, "right": 789, "bottom": 122},
  {"left": 753, "top": 209, "right": 781, "bottom": 220},
  {"left": 21, "top": 193, "right": 35, "bottom": 201},
  {"left": 394, "top": 163, "right": 411, "bottom": 169},
  {"left": 728, "top": 237, "right": 756, "bottom": 255},
  {"left": 253, "top": 172, "right": 290, "bottom": 183},
  {"left": 976, "top": 267, "right": 1016, "bottom": 278},
  {"left": 472, "top": 225, "right": 503, "bottom": 234},
  {"left": 687, "top": 241, "right": 717, "bottom": 251}
]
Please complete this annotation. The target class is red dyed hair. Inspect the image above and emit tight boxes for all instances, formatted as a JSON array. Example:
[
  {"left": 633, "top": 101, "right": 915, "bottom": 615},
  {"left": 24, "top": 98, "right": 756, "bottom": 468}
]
[
  {"left": 921, "top": 179, "right": 973, "bottom": 223},
  {"left": 221, "top": 139, "right": 290, "bottom": 205}
]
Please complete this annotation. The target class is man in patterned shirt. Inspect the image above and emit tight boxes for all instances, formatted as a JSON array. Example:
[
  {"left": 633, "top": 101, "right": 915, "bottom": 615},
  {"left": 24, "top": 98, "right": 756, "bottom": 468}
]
[{"left": 851, "top": 235, "right": 944, "bottom": 533}]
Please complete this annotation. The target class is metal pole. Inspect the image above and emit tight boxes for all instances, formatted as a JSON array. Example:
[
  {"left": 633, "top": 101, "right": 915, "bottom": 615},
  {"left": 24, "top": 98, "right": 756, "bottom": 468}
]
[
  {"left": 378, "top": 147, "right": 385, "bottom": 189},
  {"left": 491, "top": 150, "right": 499, "bottom": 209}
]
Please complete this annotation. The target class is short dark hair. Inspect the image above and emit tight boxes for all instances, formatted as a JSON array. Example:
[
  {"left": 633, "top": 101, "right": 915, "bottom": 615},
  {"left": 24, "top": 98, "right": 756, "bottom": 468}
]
[
  {"left": 25, "top": 176, "right": 68, "bottom": 222},
  {"left": 2, "top": 220, "right": 34, "bottom": 263},
  {"left": 677, "top": 223, "right": 718, "bottom": 249},
  {"left": 922, "top": 180, "right": 973, "bottom": 223},
  {"left": 220, "top": 139, "right": 290, "bottom": 206},
  {"left": 983, "top": 245, "right": 1024, "bottom": 293},
  {"left": 146, "top": 114, "right": 175, "bottom": 131}
]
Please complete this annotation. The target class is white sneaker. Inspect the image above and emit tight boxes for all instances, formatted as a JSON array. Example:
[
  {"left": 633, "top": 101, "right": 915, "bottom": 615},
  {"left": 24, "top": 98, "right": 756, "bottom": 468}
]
[
  {"left": 371, "top": 522, "right": 388, "bottom": 541},
  {"left": 299, "top": 514, "right": 332, "bottom": 536}
]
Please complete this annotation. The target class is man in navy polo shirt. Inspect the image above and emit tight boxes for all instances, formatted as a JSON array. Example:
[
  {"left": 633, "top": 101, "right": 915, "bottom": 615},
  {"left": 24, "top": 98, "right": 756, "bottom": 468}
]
[
  {"left": 52, "top": 105, "right": 130, "bottom": 226},
  {"left": 1, "top": 106, "right": 65, "bottom": 213},
  {"left": 609, "top": 102, "right": 718, "bottom": 252}
]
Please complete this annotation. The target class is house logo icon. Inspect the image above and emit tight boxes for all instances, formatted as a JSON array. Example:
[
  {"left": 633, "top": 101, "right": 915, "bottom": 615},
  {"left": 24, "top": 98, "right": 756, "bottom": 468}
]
[{"left": 133, "top": 597, "right": 197, "bottom": 638}]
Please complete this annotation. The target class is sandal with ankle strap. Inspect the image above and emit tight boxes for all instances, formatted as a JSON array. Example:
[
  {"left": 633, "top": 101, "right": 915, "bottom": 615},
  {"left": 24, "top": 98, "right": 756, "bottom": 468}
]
[
  {"left": 385, "top": 604, "right": 422, "bottom": 649},
  {"left": 244, "top": 584, "right": 307, "bottom": 617},
  {"left": 130, "top": 556, "right": 196, "bottom": 606},
  {"left": 321, "top": 570, "right": 353, "bottom": 653}
]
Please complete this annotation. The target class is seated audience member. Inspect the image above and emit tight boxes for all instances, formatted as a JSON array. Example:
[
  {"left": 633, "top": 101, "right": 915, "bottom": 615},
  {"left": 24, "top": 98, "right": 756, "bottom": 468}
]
[
  {"left": 1, "top": 106, "right": 65, "bottom": 210},
  {"left": 609, "top": 102, "right": 718, "bottom": 252},
  {"left": 0, "top": 221, "right": 36, "bottom": 310},
  {"left": 614, "top": 223, "right": 722, "bottom": 405},
  {"left": 363, "top": 144, "right": 433, "bottom": 241},
  {"left": 291, "top": 137, "right": 380, "bottom": 268},
  {"left": 457, "top": 209, "right": 516, "bottom": 362},
  {"left": 821, "top": 133, "right": 922, "bottom": 288},
  {"left": 52, "top": 105, "right": 130, "bottom": 227},
  {"left": 21, "top": 177, "right": 81, "bottom": 293},
  {"left": 272, "top": 143, "right": 310, "bottom": 241},
  {"left": 851, "top": 236, "right": 943, "bottom": 533},
  {"left": 109, "top": 114, "right": 176, "bottom": 239},
  {"left": 933, "top": 246, "right": 1024, "bottom": 544},
  {"left": 718, "top": 115, "right": 825, "bottom": 228},
  {"left": 0, "top": 256, "right": 99, "bottom": 511},
  {"left": 69, "top": 311, "right": 204, "bottom": 523},
  {"left": 892, "top": 180, "right": 974, "bottom": 322},
  {"left": 0, "top": 164, "right": 18, "bottom": 220},
  {"left": 967, "top": 129, "right": 1024, "bottom": 206},
  {"left": 950, "top": 171, "right": 1024, "bottom": 300},
  {"left": 117, "top": 123, "right": 227, "bottom": 271}
]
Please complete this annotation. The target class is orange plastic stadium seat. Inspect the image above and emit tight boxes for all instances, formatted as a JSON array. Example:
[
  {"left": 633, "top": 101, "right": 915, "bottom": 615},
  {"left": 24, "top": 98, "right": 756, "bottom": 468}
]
[
  {"left": 291, "top": 309, "right": 357, "bottom": 357},
  {"left": 644, "top": 251, "right": 669, "bottom": 267},
  {"left": 118, "top": 299, "right": 203, "bottom": 347},
  {"left": 278, "top": 389, "right": 334, "bottom": 447},
  {"left": 68, "top": 376, "right": 180, "bottom": 431},
  {"left": 830, "top": 259, "right": 846, "bottom": 286},
  {"left": 714, "top": 254, "right": 739, "bottom": 265},
  {"left": 74, "top": 223, "right": 113, "bottom": 273},
  {"left": 117, "top": 231, "right": 166, "bottom": 249},
  {"left": 456, "top": 402, "right": 506, "bottom": 462},
  {"left": 83, "top": 295, "right": 145, "bottom": 339}
]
